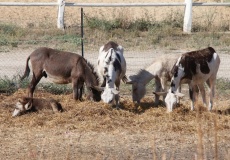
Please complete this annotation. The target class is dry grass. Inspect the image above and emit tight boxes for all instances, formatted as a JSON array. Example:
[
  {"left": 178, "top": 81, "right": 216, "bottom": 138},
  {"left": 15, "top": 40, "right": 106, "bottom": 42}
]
[
  {"left": 0, "top": 0, "right": 230, "bottom": 29},
  {"left": 0, "top": 0, "right": 230, "bottom": 159},
  {"left": 0, "top": 88, "right": 229, "bottom": 159},
  {"left": 1, "top": 89, "right": 229, "bottom": 133}
]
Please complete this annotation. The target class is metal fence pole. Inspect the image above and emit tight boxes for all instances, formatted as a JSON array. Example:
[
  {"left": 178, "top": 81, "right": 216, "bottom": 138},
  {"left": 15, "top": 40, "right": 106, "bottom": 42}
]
[{"left": 81, "top": 8, "right": 84, "bottom": 57}]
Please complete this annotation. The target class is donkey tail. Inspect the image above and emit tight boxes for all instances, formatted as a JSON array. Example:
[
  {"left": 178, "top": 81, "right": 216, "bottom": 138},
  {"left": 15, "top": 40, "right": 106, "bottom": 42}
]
[{"left": 20, "top": 56, "right": 31, "bottom": 80}]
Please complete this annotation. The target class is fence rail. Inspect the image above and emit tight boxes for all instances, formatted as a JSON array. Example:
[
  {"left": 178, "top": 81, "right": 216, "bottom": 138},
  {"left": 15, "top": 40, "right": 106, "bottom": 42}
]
[
  {"left": 2, "top": 2, "right": 230, "bottom": 7},
  {"left": 1, "top": 0, "right": 230, "bottom": 32},
  {"left": 0, "top": 2, "right": 58, "bottom": 6}
]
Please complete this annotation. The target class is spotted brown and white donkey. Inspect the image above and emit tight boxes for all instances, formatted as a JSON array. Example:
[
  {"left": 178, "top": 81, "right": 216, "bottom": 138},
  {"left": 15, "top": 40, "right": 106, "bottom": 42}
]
[
  {"left": 95, "top": 41, "right": 127, "bottom": 108},
  {"left": 159, "top": 47, "right": 220, "bottom": 112}
]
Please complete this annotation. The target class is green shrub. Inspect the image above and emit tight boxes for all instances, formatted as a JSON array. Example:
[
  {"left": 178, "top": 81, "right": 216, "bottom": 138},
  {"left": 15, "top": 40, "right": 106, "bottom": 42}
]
[
  {"left": 39, "top": 83, "right": 72, "bottom": 95},
  {"left": 128, "top": 19, "right": 153, "bottom": 31},
  {"left": 0, "top": 36, "right": 9, "bottom": 46},
  {"left": 0, "top": 76, "right": 21, "bottom": 94},
  {"left": 216, "top": 78, "right": 230, "bottom": 91},
  {"left": 85, "top": 16, "right": 123, "bottom": 31},
  {"left": 85, "top": 15, "right": 158, "bottom": 32},
  {"left": 0, "top": 24, "right": 18, "bottom": 36}
]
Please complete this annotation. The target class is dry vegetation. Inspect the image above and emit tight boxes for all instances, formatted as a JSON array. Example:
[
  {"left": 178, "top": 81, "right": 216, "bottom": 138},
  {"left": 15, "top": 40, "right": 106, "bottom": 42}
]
[
  {"left": 0, "top": 88, "right": 229, "bottom": 159},
  {"left": 0, "top": 0, "right": 230, "bottom": 159}
]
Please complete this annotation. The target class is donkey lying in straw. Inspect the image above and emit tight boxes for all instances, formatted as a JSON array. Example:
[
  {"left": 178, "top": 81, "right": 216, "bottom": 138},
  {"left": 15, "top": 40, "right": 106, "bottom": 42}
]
[
  {"left": 12, "top": 97, "right": 63, "bottom": 117},
  {"left": 95, "top": 41, "right": 127, "bottom": 108},
  {"left": 155, "top": 47, "right": 220, "bottom": 112},
  {"left": 20, "top": 47, "right": 101, "bottom": 102},
  {"left": 126, "top": 55, "right": 191, "bottom": 106}
]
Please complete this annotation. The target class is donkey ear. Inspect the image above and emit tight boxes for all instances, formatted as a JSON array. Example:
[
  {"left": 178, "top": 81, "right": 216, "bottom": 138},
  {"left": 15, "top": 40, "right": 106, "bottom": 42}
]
[
  {"left": 111, "top": 88, "right": 119, "bottom": 95},
  {"left": 92, "top": 86, "right": 104, "bottom": 92},
  {"left": 126, "top": 80, "right": 133, "bottom": 84},
  {"left": 153, "top": 91, "right": 167, "bottom": 96},
  {"left": 18, "top": 97, "right": 26, "bottom": 103},
  {"left": 126, "top": 75, "right": 136, "bottom": 84},
  {"left": 24, "top": 100, "right": 32, "bottom": 110}
]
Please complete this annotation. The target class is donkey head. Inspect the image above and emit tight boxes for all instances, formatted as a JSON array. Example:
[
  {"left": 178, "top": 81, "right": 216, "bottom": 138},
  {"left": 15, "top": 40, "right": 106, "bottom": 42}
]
[
  {"left": 92, "top": 86, "right": 119, "bottom": 104},
  {"left": 153, "top": 90, "right": 184, "bottom": 112},
  {"left": 88, "top": 87, "right": 102, "bottom": 102},
  {"left": 165, "top": 91, "right": 184, "bottom": 112},
  {"left": 126, "top": 75, "right": 146, "bottom": 104},
  {"left": 12, "top": 97, "right": 33, "bottom": 117},
  {"left": 154, "top": 91, "right": 183, "bottom": 112},
  {"left": 101, "top": 88, "right": 119, "bottom": 104}
]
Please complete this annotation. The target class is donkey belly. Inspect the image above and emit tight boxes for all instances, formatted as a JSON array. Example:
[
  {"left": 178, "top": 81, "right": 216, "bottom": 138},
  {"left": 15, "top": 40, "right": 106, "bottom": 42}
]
[{"left": 45, "top": 71, "right": 71, "bottom": 84}]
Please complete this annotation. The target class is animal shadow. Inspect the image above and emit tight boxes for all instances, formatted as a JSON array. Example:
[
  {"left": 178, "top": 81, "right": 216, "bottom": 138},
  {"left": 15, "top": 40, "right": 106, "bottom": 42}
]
[
  {"left": 120, "top": 100, "right": 165, "bottom": 114},
  {"left": 214, "top": 108, "right": 230, "bottom": 115}
]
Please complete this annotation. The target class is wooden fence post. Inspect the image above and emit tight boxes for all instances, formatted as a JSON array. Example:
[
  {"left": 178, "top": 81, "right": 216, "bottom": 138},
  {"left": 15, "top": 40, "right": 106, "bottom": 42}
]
[
  {"left": 57, "top": 0, "right": 65, "bottom": 29},
  {"left": 183, "top": 0, "right": 193, "bottom": 33}
]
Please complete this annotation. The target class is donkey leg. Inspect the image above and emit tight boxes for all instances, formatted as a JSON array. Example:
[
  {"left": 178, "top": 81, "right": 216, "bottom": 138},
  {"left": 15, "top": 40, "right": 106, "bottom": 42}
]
[
  {"left": 160, "top": 76, "right": 168, "bottom": 105},
  {"left": 206, "top": 77, "right": 216, "bottom": 111},
  {"left": 154, "top": 77, "right": 161, "bottom": 106},
  {"left": 189, "top": 84, "right": 198, "bottom": 111},
  {"left": 78, "top": 85, "right": 84, "bottom": 101},
  {"left": 114, "top": 94, "right": 120, "bottom": 109},
  {"left": 73, "top": 83, "right": 80, "bottom": 100},
  {"left": 115, "top": 82, "right": 121, "bottom": 109},
  {"left": 72, "top": 78, "right": 84, "bottom": 101},
  {"left": 28, "top": 73, "right": 43, "bottom": 98},
  {"left": 197, "top": 84, "right": 207, "bottom": 107}
]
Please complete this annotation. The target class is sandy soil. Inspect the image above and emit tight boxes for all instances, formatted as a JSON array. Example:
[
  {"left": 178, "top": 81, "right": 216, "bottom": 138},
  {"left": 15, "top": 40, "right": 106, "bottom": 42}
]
[
  {"left": 0, "top": 1, "right": 230, "bottom": 159},
  {"left": 0, "top": 89, "right": 229, "bottom": 160},
  {"left": 0, "top": 47, "right": 229, "bottom": 160},
  {"left": 0, "top": 47, "right": 229, "bottom": 80}
]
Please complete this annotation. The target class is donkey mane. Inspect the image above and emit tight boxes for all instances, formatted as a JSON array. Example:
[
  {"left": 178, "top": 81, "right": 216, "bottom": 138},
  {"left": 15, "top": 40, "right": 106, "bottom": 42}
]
[
  {"left": 134, "top": 69, "right": 154, "bottom": 83},
  {"left": 82, "top": 57, "right": 100, "bottom": 85},
  {"left": 136, "top": 69, "right": 149, "bottom": 77}
]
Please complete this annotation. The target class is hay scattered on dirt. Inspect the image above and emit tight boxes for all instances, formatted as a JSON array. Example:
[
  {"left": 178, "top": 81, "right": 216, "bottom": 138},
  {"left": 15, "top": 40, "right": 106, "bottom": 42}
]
[
  {"left": 1, "top": 89, "right": 229, "bottom": 134},
  {"left": 0, "top": 89, "right": 229, "bottom": 159}
]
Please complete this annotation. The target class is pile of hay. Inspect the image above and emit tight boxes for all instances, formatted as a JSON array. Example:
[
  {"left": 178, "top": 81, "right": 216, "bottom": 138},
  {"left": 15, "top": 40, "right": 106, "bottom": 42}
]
[{"left": 0, "top": 88, "right": 229, "bottom": 133}]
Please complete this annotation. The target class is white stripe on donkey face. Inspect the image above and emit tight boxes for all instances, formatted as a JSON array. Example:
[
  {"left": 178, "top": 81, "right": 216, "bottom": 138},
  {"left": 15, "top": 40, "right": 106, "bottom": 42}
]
[
  {"left": 96, "top": 41, "right": 126, "bottom": 108},
  {"left": 165, "top": 47, "right": 220, "bottom": 112}
]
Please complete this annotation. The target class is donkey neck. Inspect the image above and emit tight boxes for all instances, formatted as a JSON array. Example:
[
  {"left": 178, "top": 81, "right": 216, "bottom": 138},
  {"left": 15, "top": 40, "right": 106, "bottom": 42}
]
[
  {"left": 82, "top": 59, "right": 99, "bottom": 87},
  {"left": 105, "top": 63, "right": 117, "bottom": 88},
  {"left": 136, "top": 69, "right": 155, "bottom": 85}
]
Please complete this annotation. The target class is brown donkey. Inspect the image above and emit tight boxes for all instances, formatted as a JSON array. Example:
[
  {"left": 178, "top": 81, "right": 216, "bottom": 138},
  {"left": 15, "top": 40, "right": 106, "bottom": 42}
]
[
  {"left": 21, "top": 47, "right": 101, "bottom": 101},
  {"left": 12, "top": 97, "right": 64, "bottom": 117}
]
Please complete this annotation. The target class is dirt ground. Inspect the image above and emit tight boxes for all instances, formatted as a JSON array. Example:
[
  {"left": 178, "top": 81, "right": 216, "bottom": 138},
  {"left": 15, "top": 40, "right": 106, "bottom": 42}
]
[
  {"left": 0, "top": 88, "right": 230, "bottom": 160},
  {"left": 0, "top": 47, "right": 229, "bottom": 159},
  {"left": 0, "top": 1, "right": 230, "bottom": 159},
  {"left": 0, "top": 47, "right": 230, "bottom": 80}
]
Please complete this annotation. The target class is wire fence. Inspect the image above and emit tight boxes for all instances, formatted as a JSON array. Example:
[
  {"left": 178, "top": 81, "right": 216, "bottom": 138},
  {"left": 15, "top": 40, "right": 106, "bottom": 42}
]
[
  {"left": 0, "top": 2, "right": 230, "bottom": 95},
  {"left": 0, "top": 47, "right": 229, "bottom": 80}
]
